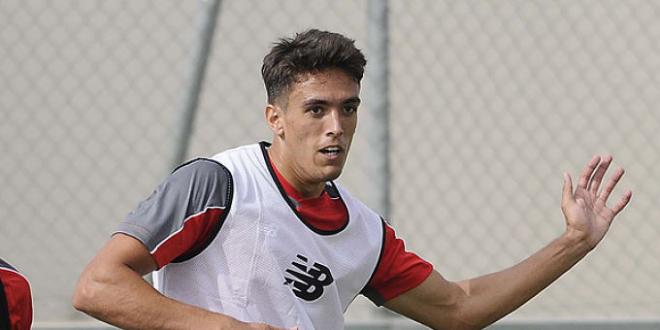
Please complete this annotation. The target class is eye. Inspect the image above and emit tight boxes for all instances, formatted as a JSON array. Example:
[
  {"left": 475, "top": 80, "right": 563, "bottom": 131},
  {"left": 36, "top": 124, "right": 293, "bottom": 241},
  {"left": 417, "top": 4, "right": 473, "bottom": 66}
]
[
  {"left": 343, "top": 105, "right": 358, "bottom": 114},
  {"left": 307, "top": 106, "right": 324, "bottom": 115}
]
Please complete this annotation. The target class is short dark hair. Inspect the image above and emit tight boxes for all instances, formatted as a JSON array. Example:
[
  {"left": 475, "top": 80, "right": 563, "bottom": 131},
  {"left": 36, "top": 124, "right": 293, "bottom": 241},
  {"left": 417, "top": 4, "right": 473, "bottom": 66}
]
[{"left": 261, "top": 29, "right": 367, "bottom": 105}]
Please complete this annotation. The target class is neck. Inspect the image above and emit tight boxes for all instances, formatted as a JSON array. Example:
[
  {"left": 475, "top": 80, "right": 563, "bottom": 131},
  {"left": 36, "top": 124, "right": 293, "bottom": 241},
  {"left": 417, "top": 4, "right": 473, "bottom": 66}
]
[{"left": 268, "top": 141, "right": 325, "bottom": 199}]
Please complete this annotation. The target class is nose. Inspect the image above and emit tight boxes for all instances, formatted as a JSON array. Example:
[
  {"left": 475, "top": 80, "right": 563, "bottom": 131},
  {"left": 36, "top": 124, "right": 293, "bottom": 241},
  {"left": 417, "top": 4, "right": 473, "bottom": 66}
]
[{"left": 326, "top": 109, "right": 344, "bottom": 137}]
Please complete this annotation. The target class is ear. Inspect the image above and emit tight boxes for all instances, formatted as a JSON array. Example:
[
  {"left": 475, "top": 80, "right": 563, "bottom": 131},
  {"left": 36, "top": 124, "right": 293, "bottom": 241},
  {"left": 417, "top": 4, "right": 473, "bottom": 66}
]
[{"left": 265, "top": 104, "right": 285, "bottom": 137}]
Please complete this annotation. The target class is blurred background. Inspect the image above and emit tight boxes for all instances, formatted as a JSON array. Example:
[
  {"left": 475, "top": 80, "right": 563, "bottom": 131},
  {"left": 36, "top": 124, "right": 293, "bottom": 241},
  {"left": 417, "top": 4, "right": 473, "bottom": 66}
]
[{"left": 1, "top": 0, "right": 659, "bottom": 328}]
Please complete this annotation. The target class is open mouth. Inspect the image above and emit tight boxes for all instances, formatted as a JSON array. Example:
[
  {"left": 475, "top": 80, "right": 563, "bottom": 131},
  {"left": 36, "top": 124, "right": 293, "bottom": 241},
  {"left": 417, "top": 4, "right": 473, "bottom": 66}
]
[{"left": 319, "top": 146, "right": 343, "bottom": 156}]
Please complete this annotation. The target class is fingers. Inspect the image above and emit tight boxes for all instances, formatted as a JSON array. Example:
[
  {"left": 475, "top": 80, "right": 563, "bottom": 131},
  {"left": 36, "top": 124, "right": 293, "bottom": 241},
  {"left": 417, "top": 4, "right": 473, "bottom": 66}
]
[
  {"left": 561, "top": 172, "right": 575, "bottom": 209},
  {"left": 578, "top": 155, "right": 601, "bottom": 190},
  {"left": 587, "top": 154, "right": 613, "bottom": 194},
  {"left": 611, "top": 190, "right": 633, "bottom": 215},
  {"left": 598, "top": 167, "right": 625, "bottom": 202},
  {"left": 573, "top": 155, "right": 632, "bottom": 215}
]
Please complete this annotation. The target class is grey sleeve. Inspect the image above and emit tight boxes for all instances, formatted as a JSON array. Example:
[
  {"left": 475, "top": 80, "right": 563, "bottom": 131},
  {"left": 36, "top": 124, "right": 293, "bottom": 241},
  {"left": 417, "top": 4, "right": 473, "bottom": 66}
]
[{"left": 116, "top": 158, "right": 233, "bottom": 256}]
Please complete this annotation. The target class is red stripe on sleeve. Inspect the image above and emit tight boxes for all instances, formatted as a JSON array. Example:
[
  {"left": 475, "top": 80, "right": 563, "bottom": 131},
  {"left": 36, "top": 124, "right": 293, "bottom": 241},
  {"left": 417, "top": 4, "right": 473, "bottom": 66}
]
[
  {"left": 151, "top": 207, "right": 225, "bottom": 269},
  {"left": 0, "top": 268, "right": 32, "bottom": 330},
  {"left": 367, "top": 224, "right": 433, "bottom": 302}
]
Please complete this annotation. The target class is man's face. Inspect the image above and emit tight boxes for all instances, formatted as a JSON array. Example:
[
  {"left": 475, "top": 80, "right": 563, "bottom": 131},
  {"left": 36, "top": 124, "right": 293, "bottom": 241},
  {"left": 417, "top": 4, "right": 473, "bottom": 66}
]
[{"left": 270, "top": 68, "right": 360, "bottom": 186}]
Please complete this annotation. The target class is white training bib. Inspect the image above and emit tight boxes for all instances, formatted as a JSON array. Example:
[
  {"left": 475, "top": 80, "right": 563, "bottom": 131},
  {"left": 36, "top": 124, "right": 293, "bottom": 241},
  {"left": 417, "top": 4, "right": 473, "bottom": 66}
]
[{"left": 153, "top": 143, "right": 384, "bottom": 330}]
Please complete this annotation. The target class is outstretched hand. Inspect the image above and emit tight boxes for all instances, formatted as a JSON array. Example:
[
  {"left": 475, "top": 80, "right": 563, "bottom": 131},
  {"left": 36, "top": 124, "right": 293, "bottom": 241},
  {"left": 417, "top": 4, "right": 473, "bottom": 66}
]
[{"left": 561, "top": 155, "right": 632, "bottom": 249}]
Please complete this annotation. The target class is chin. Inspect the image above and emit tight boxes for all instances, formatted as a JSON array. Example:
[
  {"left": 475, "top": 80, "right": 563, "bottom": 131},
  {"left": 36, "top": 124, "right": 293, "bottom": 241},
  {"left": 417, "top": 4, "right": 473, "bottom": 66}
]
[{"left": 320, "top": 167, "right": 343, "bottom": 182}]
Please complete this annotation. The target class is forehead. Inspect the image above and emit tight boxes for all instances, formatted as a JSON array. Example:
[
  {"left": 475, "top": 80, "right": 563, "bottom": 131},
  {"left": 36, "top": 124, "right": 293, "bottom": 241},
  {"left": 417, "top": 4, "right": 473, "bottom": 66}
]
[{"left": 287, "top": 69, "right": 360, "bottom": 103}]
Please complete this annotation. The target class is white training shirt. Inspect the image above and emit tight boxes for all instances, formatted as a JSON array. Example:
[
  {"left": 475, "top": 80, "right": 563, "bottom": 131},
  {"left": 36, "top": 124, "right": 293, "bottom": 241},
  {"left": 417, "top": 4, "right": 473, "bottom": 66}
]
[{"left": 119, "top": 143, "right": 385, "bottom": 329}]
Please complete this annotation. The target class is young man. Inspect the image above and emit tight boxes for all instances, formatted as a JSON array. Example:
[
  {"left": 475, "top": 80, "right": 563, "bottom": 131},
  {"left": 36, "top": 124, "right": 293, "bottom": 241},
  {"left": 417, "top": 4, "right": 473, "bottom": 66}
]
[
  {"left": 0, "top": 258, "right": 33, "bottom": 330},
  {"left": 73, "top": 29, "right": 632, "bottom": 329}
]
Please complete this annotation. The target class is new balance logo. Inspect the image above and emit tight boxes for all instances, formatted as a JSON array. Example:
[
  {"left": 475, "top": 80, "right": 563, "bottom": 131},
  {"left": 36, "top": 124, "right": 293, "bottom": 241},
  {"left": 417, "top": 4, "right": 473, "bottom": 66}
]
[{"left": 283, "top": 254, "right": 334, "bottom": 301}]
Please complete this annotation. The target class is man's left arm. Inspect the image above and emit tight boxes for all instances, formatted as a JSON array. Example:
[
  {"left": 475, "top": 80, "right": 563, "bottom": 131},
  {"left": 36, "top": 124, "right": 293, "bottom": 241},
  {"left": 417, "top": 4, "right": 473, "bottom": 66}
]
[{"left": 384, "top": 155, "right": 632, "bottom": 329}]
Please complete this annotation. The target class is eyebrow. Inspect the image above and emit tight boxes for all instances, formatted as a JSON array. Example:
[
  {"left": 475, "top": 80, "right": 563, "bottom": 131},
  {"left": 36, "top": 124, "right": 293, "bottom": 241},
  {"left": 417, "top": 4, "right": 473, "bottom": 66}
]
[
  {"left": 343, "top": 97, "right": 361, "bottom": 105},
  {"left": 302, "top": 97, "right": 361, "bottom": 107}
]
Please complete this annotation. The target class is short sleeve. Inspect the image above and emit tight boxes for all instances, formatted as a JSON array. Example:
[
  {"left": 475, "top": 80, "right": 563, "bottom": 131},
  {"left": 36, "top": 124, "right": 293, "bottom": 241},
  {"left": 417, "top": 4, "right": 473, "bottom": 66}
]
[
  {"left": 361, "top": 222, "right": 433, "bottom": 306},
  {"left": 115, "top": 158, "right": 233, "bottom": 269},
  {"left": 0, "top": 258, "right": 32, "bottom": 330}
]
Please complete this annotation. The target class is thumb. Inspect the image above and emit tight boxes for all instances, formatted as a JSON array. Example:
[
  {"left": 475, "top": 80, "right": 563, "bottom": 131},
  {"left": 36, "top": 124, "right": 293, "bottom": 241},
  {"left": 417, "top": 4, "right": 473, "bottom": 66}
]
[{"left": 562, "top": 172, "right": 575, "bottom": 209}]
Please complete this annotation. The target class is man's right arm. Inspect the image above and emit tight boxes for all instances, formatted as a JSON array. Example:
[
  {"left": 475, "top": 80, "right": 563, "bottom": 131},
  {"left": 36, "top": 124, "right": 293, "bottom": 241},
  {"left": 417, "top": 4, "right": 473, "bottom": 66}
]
[
  {"left": 73, "top": 233, "right": 245, "bottom": 329},
  {"left": 73, "top": 158, "right": 291, "bottom": 330},
  {"left": 73, "top": 233, "right": 290, "bottom": 330}
]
